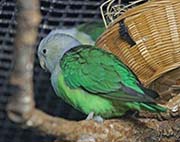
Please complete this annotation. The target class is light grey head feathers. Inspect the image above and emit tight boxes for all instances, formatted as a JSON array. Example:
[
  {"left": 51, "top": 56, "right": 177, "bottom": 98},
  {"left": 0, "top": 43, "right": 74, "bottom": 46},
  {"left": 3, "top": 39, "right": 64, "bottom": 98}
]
[{"left": 38, "top": 30, "right": 81, "bottom": 73}]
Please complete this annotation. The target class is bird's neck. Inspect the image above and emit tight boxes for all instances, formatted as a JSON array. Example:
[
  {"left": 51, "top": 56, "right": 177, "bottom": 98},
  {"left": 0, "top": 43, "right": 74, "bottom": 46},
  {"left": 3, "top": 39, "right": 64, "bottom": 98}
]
[
  {"left": 58, "top": 39, "right": 81, "bottom": 61},
  {"left": 48, "top": 35, "right": 81, "bottom": 73}
]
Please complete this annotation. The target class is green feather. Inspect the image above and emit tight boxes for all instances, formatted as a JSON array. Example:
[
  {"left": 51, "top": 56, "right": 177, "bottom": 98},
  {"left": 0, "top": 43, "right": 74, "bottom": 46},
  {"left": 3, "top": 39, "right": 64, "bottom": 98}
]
[
  {"left": 61, "top": 45, "right": 144, "bottom": 95},
  {"left": 55, "top": 45, "right": 167, "bottom": 117},
  {"left": 77, "top": 22, "right": 105, "bottom": 41}
]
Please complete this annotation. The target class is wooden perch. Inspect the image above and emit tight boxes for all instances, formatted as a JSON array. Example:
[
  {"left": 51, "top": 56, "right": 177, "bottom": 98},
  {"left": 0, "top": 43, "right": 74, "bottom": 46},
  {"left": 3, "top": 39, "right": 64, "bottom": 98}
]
[
  {"left": 6, "top": 0, "right": 180, "bottom": 141},
  {"left": 7, "top": 97, "right": 180, "bottom": 142}
]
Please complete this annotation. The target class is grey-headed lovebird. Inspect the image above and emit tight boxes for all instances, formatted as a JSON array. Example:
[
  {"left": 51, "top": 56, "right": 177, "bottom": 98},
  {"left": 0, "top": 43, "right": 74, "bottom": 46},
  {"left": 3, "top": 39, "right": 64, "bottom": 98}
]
[
  {"left": 51, "top": 22, "right": 105, "bottom": 46},
  {"left": 38, "top": 30, "right": 166, "bottom": 120}
]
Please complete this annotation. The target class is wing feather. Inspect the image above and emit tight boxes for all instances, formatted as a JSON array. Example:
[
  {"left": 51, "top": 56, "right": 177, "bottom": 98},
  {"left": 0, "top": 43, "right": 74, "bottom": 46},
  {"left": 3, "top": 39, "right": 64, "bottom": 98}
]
[{"left": 60, "top": 45, "right": 154, "bottom": 102}]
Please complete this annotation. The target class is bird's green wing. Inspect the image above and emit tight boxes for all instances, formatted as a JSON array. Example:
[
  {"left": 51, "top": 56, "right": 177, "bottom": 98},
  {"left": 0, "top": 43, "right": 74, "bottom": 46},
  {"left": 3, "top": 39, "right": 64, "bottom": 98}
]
[
  {"left": 60, "top": 45, "right": 154, "bottom": 103},
  {"left": 77, "top": 22, "right": 105, "bottom": 41}
]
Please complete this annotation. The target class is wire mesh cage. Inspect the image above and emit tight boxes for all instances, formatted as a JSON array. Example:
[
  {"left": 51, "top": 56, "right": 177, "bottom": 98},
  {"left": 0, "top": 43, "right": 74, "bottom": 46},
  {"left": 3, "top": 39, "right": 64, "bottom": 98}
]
[{"left": 0, "top": 0, "right": 104, "bottom": 142}]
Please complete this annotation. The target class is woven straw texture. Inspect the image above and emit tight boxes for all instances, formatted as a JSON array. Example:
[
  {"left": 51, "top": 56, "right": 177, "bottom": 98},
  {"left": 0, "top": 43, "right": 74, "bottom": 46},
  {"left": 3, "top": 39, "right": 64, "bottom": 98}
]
[
  {"left": 149, "top": 67, "right": 180, "bottom": 99},
  {"left": 96, "top": 0, "right": 180, "bottom": 87}
]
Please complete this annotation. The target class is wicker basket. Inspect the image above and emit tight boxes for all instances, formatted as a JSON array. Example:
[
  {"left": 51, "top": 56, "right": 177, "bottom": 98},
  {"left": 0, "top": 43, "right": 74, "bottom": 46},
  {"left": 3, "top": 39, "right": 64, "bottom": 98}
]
[{"left": 96, "top": 0, "right": 180, "bottom": 88}]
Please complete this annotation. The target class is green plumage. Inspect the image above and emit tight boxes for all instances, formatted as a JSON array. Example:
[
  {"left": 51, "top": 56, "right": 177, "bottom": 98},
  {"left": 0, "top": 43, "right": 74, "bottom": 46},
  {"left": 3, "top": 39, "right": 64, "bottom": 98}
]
[
  {"left": 77, "top": 22, "right": 105, "bottom": 41},
  {"left": 52, "top": 45, "right": 166, "bottom": 118}
]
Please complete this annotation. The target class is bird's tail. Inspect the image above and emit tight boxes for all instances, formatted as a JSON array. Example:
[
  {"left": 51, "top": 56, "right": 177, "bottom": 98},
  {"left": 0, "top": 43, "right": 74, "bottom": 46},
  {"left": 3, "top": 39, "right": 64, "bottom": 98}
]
[
  {"left": 140, "top": 103, "right": 167, "bottom": 112},
  {"left": 138, "top": 84, "right": 160, "bottom": 99},
  {"left": 137, "top": 85, "right": 167, "bottom": 112}
]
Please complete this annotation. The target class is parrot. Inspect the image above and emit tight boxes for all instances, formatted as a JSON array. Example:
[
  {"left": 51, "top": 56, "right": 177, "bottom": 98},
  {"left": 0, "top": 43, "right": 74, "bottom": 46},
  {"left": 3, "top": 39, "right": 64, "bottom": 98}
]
[
  {"left": 37, "top": 31, "right": 167, "bottom": 120},
  {"left": 51, "top": 22, "right": 105, "bottom": 46}
]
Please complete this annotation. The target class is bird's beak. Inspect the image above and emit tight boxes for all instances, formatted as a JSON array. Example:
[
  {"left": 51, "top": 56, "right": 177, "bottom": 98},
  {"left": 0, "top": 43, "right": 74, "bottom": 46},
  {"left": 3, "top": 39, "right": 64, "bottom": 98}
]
[{"left": 39, "top": 58, "right": 48, "bottom": 71}]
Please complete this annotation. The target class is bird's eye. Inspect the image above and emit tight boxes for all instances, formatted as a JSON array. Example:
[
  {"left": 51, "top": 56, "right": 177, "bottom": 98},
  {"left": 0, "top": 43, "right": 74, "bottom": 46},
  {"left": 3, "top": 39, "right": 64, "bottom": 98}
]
[{"left": 42, "top": 49, "right": 47, "bottom": 54}]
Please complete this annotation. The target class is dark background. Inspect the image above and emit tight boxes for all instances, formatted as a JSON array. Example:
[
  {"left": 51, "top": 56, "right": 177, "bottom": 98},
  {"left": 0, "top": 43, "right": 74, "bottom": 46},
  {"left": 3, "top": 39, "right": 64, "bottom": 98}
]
[{"left": 0, "top": 0, "right": 142, "bottom": 142}]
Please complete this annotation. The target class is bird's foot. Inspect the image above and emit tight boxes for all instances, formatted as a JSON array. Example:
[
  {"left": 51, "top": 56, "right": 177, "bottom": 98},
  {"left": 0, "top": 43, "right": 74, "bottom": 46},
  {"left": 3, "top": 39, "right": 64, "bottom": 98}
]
[
  {"left": 86, "top": 112, "right": 94, "bottom": 120},
  {"left": 93, "top": 116, "right": 104, "bottom": 123},
  {"left": 86, "top": 112, "right": 104, "bottom": 123}
]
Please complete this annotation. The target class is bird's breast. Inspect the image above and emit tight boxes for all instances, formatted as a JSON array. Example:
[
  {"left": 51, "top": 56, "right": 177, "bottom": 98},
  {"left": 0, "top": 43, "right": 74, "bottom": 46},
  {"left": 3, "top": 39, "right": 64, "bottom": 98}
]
[{"left": 51, "top": 71, "right": 116, "bottom": 117}]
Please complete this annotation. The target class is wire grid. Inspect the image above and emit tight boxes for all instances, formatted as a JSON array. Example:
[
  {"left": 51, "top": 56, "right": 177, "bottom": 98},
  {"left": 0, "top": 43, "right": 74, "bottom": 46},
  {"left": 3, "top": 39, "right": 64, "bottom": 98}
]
[{"left": 0, "top": 0, "right": 104, "bottom": 142}]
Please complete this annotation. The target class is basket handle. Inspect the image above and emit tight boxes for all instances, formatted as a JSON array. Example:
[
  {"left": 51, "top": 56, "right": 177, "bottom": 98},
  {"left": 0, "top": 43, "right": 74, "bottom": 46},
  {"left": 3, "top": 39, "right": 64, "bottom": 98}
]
[{"left": 119, "top": 19, "right": 136, "bottom": 47}]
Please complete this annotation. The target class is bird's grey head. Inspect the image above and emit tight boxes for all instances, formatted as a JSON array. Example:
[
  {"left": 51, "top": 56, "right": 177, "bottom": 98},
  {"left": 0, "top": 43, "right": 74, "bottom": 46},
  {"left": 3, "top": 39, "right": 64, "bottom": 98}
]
[{"left": 38, "top": 30, "right": 81, "bottom": 73}]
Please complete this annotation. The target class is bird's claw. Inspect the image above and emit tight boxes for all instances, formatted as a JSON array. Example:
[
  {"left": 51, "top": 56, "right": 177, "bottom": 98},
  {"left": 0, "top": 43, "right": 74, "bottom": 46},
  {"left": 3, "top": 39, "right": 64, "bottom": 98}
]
[
  {"left": 93, "top": 116, "right": 104, "bottom": 123},
  {"left": 86, "top": 112, "right": 94, "bottom": 120},
  {"left": 86, "top": 112, "right": 104, "bottom": 123}
]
